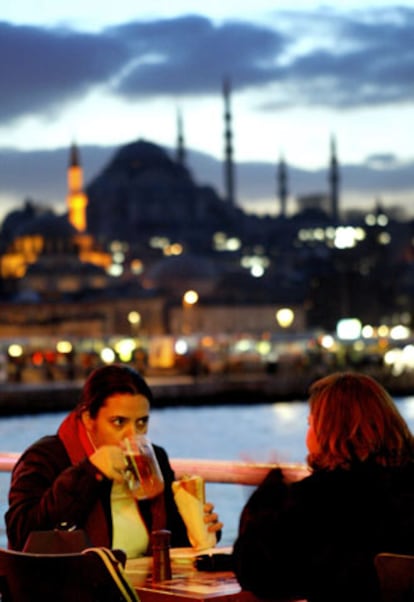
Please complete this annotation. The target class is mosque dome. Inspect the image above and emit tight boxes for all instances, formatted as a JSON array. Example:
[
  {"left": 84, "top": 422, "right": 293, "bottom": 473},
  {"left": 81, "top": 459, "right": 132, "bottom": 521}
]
[{"left": 110, "top": 139, "right": 174, "bottom": 170}]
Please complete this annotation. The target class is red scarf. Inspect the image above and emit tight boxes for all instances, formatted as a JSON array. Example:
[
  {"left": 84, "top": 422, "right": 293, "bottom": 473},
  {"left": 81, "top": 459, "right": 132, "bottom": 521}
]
[
  {"left": 58, "top": 411, "right": 110, "bottom": 547},
  {"left": 58, "top": 410, "right": 95, "bottom": 463}
]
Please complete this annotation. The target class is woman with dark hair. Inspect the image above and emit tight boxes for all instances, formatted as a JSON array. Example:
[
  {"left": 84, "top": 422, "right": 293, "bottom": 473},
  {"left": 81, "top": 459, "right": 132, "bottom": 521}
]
[
  {"left": 232, "top": 372, "right": 414, "bottom": 602},
  {"left": 6, "top": 364, "right": 222, "bottom": 556}
]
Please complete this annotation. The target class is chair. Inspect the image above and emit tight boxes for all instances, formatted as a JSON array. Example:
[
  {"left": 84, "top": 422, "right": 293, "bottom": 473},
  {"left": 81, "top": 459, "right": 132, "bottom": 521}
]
[
  {"left": 22, "top": 528, "right": 91, "bottom": 554},
  {"left": 374, "top": 552, "right": 414, "bottom": 602},
  {"left": 0, "top": 547, "right": 135, "bottom": 602}
]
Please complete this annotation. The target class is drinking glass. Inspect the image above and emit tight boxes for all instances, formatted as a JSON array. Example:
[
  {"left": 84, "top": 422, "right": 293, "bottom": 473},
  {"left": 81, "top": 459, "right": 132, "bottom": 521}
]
[{"left": 122, "top": 434, "right": 165, "bottom": 500}]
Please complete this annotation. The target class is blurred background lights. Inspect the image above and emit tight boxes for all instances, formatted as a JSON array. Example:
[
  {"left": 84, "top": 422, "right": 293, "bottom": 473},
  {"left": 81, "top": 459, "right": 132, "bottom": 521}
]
[
  {"left": 390, "top": 325, "right": 411, "bottom": 340},
  {"left": 361, "top": 325, "right": 374, "bottom": 338},
  {"left": 56, "top": 340, "right": 72, "bottom": 354},
  {"left": 175, "top": 338, "right": 189, "bottom": 355},
  {"left": 183, "top": 290, "right": 199, "bottom": 306},
  {"left": 384, "top": 345, "right": 414, "bottom": 376},
  {"left": 128, "top": 311, "right": 142, "bottom": 327},
  {"left": 276, "top": 308, "right": 295, "bottom": 328},
  {"left": 114, "top": 338, "right": 136, "bottom": 362},
  {"left": 378, "top": 325, "right": 390, "bottom": 337},
  {"left": 334, "top": 227, "right": 357, "bottom": 249},
  {"left": 336, "top": 318, "right": 362, "bottom": 340},
  {"left": 100, "top": 347, "right": 115, "bottom": 364},
  {"left": 320, "top": 334, "right": 335, "bottom": 349},
  {"left": 107, "top": 264, "right": 123, "bottom": 277},
  {"left": 251, "top": 264, "right": 264, "bottom": 277},
  {"left": 8, "top": 344, "right": 23, "bottom": 358}
]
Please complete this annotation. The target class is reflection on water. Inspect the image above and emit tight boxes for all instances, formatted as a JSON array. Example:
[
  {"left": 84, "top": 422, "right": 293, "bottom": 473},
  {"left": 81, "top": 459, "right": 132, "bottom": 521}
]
[
  {"left": 400, "top": 397, "right": 414, "bottom": 420},
  {"left": 0, "top": 398, "right": 413, "bottom": 547}
]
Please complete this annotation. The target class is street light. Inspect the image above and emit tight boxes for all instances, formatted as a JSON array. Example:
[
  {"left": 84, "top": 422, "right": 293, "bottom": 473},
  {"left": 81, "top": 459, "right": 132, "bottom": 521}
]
[
  {"left": 128, "top": 311, "right": 142, "bottom": 337},
  {"left": 275, "top": 307, "right": 294, "bottom": 329},
  {"left": 182, "top": 290, "right": 199, "bottom": 334},
  {"left": 183, "top": 290, "right": 199, "bottom": 306}
]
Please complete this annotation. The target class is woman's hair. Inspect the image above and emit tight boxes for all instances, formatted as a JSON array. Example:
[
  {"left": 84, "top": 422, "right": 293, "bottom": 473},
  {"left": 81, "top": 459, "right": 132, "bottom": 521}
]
[
  {"left": 307, "top": 371, "right": 414, "bottom": 471},
  {"left": 76, "top": 363, "right": 153, "bottom": 418}
]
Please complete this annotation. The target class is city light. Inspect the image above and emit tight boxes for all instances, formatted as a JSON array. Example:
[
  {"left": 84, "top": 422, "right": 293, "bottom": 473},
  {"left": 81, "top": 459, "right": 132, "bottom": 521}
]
[
  {"left": 100, "top": 347, "right": 116, "bottom": 364},
  {"left": 336, "top": 318, "right": 362, "bottom": 340},
  {"left": 128, "top": 311, "right": 142, "bottom": 327},
  {"left": 175, "top": 339, "right": 189, "bottom": 355},
  {"left": 213, "top": 232, "right": 241, "bottom": 252},
  {"left": 8, "top": 344, "right": 23, "bottom": 358},
  {"left": 390, "top": 325, "right": 411, "bottom": 340},
  {"left": 183, "top": 290, "right": 199, "bottom": 306},
  {"left": 276, "top": 308, "right": 295, "bottom": 329},
  {"left": 114, "top": 338, "right": 136, "bottom": 362},
  {"left": 56, "top": 340, "right": 72, "bottom": 354},
  {"left": 320, "top": 334, "right": 335, "bottom": 349}
]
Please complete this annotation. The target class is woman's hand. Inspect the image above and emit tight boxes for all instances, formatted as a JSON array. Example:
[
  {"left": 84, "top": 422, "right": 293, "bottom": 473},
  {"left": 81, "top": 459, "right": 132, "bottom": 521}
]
[
  {"left": 203, "top": 501, "right": 223, "bottom": 533},
  {"left": 89, "top": 445, "right": 127, "bottom": 482}
]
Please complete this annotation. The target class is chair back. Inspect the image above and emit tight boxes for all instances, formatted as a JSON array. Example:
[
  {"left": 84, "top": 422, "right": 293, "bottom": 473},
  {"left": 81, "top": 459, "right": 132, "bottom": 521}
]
[
  {"left": 0, "top": 547, "right": 134, "bottom": 602},
  {"left": 374, "top": 552, "right": 414, "bottom": 602},
  {"left": 23, "top": 528, "right": 91, "bottom": 553}
]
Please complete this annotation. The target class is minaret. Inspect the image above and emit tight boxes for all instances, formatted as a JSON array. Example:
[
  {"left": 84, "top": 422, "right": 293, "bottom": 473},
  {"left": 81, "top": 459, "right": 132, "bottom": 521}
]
[
  {"left": 176, "top": 108, "right": 186, "bottom": 167},
  {"left": 277, "top": 153, "right": 288, "bottom": 217},
  {"left": 67, "top": 142, "right": 88, "bottom": 232},
  {"left": 223, "top": 77, "right": 235, "bottom": 206},
  {"left": 329, "top": 135, "right": 339, "bottom": 223}
]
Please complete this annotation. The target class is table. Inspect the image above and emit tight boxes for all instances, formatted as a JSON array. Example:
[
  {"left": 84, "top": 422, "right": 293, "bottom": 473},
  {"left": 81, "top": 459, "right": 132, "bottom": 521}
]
[
  {"left": 126, "top": 547, "right": 240, "bottom": 601},
  {"left": 125, "top": 548, "right": 306, "bottom": 602},
  {"left": 134, "top": 571, "right": 246, "bottom": 602}
]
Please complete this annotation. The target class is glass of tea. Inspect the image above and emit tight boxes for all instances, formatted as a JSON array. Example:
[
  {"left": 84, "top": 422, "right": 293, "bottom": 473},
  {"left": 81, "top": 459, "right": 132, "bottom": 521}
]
[{"left": 121, "top": 434, "right": 165, "bottom": 500}]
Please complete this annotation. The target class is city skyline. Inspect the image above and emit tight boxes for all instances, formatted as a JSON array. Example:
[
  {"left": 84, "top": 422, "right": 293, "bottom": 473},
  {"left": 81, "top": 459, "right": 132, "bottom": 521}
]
[{"left": 1, "top": 1, "right": 414, "bottom": 220}]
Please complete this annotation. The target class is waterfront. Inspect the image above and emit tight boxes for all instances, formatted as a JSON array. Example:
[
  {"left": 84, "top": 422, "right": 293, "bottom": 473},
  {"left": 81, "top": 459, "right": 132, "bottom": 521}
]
[
  {"left": 0, "top": 397, "right": 414, "bottom": 548},
  {"left": 0, "top": 372, "right": 318, "bottom": 415},
  {"left": 3, "top": 368, "right": 414, "bottom": 415}
]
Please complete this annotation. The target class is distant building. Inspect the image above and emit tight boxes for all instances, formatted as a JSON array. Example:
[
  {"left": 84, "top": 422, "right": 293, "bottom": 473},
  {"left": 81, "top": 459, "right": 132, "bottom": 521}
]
[
  {"left": 296, "top": 193, "right": 331, "bottom": 217},
  {"left": 85, "top": 139, "right": 245, "bottom": 256},
  {"left": 0, "top": 145, "right": 111, "bottom": 296},
  {"left": 67, "top": 142, "right": 88, "bottom": 232}
]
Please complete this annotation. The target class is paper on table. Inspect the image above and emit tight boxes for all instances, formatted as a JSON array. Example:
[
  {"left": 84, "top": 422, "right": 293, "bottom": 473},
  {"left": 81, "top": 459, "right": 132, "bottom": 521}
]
[
  {"left": 170, "top": 546, "right": 232, "bottom": 560},
  {"left": 172, "top": 475, "right": 217, "bottom": 550}
]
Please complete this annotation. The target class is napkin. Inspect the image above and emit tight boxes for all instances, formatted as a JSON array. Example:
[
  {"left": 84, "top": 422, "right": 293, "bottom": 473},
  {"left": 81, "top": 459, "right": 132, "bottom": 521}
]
[{"left": 172, "top": 475, "right": 217, "bottom": 550}]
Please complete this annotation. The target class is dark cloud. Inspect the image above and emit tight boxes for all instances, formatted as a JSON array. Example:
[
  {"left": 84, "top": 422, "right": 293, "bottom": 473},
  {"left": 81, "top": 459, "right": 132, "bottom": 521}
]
[
  {"left": 1, "top": 7, "right": 414, "bottom": 121},
  {"left": 0, "top": 21, "right": 128, "bottom": 121},
  {"left": 108, "top": 16, "right": 285, "bottom": 95},
  {"left": 264, "top": 6, "right": 414, "bottom": 109}
]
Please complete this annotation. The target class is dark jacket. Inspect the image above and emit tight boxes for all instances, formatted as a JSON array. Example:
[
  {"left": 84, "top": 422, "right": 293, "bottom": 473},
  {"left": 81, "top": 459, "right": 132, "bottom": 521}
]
[
  {"left": 6, "top": 430, "right": 189, "bottom": 552},
  {"left": 232, "top": 462, "right": 414, "bottom": 602}
]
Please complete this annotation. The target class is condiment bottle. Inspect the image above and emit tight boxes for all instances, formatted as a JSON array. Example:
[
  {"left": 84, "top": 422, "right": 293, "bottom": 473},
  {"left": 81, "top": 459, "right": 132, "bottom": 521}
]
[{"left": 151, "top": 529, "right": 172, "bottom": 583}]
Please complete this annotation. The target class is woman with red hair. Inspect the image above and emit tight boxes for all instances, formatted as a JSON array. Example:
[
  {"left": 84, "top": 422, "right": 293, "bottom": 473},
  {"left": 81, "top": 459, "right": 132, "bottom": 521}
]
[{"left": 233, "top": 372, "right": 414, "bottom": 602}]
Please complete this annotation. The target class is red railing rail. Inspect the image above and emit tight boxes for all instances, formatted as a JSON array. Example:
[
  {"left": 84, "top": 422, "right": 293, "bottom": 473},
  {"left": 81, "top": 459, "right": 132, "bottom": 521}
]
[
  {"left": 0, "top": 453, "right": 309, "bottom": 485},
  {"left": 171, "top": 458, "right": 309, "bottom": 485}
]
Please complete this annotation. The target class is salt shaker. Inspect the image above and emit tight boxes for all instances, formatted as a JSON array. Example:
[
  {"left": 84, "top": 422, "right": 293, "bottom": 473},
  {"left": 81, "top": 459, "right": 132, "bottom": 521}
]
[{"left": 151, "top": 529, "right": 172, "bottom": 583}]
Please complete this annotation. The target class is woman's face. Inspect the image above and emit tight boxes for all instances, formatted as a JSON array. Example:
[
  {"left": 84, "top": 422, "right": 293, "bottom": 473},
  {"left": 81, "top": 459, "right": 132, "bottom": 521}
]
[
  {"left": 83, "top": 392, "right": 150, "bottom": 448},
  {"left": 306, "top": 413, "right": 319, "bottom": 455}
]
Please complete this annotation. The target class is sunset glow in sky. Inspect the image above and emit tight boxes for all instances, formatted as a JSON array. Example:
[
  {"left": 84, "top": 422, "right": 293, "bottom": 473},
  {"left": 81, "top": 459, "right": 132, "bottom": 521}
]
[{"left": 1, "top": 1, "right": 414, "bottom": 217}]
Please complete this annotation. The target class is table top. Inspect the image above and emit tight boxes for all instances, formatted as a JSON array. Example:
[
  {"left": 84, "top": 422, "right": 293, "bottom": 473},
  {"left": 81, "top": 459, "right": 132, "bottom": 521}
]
[{"left": 126, "top": 547, "right": 248, "bottom": 602}]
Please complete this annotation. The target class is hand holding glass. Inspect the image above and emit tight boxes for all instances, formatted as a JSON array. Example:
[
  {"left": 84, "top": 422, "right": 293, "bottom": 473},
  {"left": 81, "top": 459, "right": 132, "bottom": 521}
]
[{"left": 122, "top": 435, "right": 164, "bottom": 500}]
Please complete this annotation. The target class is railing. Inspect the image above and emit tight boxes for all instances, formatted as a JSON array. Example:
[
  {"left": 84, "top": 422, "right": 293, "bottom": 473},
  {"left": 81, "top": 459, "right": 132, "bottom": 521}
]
[
  {"left": 171, "top": 458, "right": 309, "bottom": 484},
  {"left": 0, "top": 453, "right": 19, "bottom": 472},
  {"left": 0, "top": 452, "right": 309, "bottom": 485}
]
